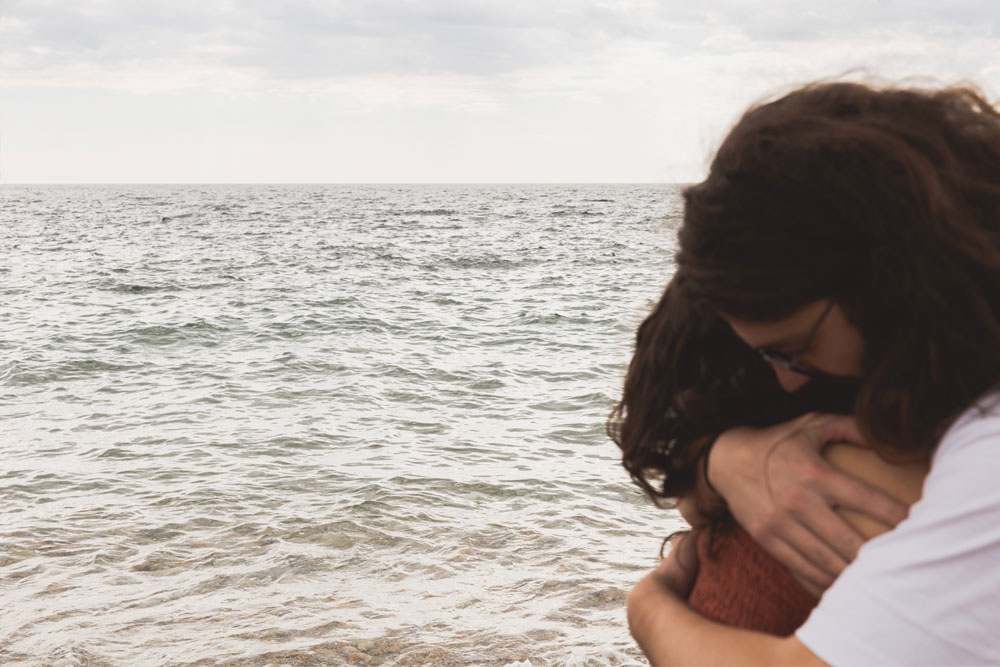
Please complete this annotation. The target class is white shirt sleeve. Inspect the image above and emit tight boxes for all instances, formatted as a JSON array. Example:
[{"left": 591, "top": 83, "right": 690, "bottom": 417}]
[{"left": 796, "top": 399, "right": 1000, "bottom": 666}]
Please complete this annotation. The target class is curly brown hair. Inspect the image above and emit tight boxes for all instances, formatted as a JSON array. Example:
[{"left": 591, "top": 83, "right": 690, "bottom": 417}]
[
  {"left": 607, "top": 276, "right": 790, "bottom": 506},
  {"left": 610, "top": 81, "right": 1000, "bottom": 505}
]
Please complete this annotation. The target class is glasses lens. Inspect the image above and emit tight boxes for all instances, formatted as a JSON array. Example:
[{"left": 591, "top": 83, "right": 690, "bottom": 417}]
[
  {"left": 758, "top": 347, "right": 811, "bottom": 376},
  {"left": 756, "top": 301, "right": 835, "bottom": 379}
]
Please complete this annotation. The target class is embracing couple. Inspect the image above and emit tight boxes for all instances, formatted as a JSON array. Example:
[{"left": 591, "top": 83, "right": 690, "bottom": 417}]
[{"left": 611, "top": 81, "right": 1000, "bottom": 664}]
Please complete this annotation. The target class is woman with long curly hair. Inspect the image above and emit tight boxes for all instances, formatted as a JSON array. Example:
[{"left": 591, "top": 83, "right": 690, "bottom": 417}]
[
  {"left": 615, "top": 81, "right": 1000, "bottom": 664},
  {"left": 611, "top": 273, "right": 927, "bottom": 634}
]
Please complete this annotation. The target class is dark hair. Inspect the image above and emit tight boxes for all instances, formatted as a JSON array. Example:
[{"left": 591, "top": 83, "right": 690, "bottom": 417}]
[
  {"left": 607, "top": 275, "right": 802, "bottom": 507},
  {"left": 610, "top": 81, "right": 1000, "bottom": 504}
]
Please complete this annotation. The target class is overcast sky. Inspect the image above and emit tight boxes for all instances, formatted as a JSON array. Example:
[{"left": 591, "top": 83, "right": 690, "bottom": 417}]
[{"left": 2, "top": 0, "right": 999, "bottom": 183}]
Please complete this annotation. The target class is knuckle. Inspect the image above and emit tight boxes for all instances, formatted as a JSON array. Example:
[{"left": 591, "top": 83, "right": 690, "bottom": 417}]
[
  {"left": 809, "top": 569, "right": 836, "bottom": 588},
  {"left": 758, "top": 510, "right": 783, "bottom": 534},
  {"left": 751, "top": 521, "right": 778, "bottom": 544},
  {"left": 878, "top": 503, "right": 908, "bottom": 526},
  {"left": 746, "top": 518, "right": 768, "bottom": 540},
  {"left": 785, "top": 488, "right": 809, "bottom": 509},
  {"left": 774, "top": 485, "right": 805, "bottom": 509},
  {"left": 816, "top": 552, "right": 845, "bottom": 577},
  {"left": 799, "top": 460, "right": 827, "bottom": 485},
  {"left": 838, "top": 536, "right": 863, "bottom": 560}
]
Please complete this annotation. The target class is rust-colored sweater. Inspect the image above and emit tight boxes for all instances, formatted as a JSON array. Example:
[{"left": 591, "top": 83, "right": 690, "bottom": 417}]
[{"left": 687, "top": 525, "right": 817, "bottom": 637}]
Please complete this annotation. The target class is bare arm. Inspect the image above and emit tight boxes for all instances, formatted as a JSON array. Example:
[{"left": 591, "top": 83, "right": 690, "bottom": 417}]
[
  {"left": 627, "top": 533, "right": 826, "bottom": 666},
  {"left": 629, "top": 418, "right": 929, "bottom": 664}
]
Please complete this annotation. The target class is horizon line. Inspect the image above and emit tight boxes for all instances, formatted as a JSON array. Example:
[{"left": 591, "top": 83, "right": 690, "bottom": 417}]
[{"left": 0, "top": 181, "right": 686, "bottom": 186}]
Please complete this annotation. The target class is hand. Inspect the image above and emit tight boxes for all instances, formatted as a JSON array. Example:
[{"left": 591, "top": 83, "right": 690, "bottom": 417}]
[
  {"left": 707, "top": 413, "right": 909, "bottom": 588},
  {"left": 656, "top": 531, "right": 701, "bottom": 599},
  {"left": 627, "top": 533, "right": 700, "bottom": 648}
]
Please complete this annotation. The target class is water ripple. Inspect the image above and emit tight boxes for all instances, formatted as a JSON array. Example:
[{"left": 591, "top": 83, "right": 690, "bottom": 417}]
[{"left": 0, "top": 183, "right": 683, "bottom": 665}]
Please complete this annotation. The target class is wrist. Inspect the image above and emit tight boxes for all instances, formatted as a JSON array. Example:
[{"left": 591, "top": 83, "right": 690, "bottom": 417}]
[
  {"left": 703, "top": 426, "right": 760, "bottom": 501},
  {"left": 627, "top": 573, "right": 692, "bottom": 664},
  {"left": 702, "top": 431, "right": 724, "bottom": 498},
  {"left": 627, "top": 572, "right": 683, "bottom": 642},
  {"left": 699, "top": 429, "right": 734, "bottom": 509}
]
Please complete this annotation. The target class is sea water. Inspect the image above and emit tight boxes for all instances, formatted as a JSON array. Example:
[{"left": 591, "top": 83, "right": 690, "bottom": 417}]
[{"left": 0, "top": 184, "right": 688, "bottom": 665}]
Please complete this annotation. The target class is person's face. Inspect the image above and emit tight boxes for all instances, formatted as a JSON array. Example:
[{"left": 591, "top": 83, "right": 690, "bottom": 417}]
[{"left": 722, "top": 300, "right": 865, "bottom": 393}]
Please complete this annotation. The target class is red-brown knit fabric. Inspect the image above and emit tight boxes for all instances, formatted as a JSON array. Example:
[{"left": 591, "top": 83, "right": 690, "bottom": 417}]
[{"left": 687, "top": 525, "right": 818, "bottom": 636}]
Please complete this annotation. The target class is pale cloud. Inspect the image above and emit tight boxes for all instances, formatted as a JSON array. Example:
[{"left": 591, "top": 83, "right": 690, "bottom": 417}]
[
  {"left": 2, "top": 0, "right": 630, "bottom": 83},
  {"left": 2, "top": 0, "right": 999, "bottom": 182},
  {"left": 293, "top": 74, "right": 500, "bottom": 110},
  {"left": 3, "top": 0, "right": 999, "bottom": 102}
]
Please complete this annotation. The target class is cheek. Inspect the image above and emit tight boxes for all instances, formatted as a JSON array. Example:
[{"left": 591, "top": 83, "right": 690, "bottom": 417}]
[
  {"left": 821, "top": 307, "right": 866, "bottom": 377},
  {"left": 772, "top": 366, "right": 812, "bottom": 392},
  {"left": 837, "top": 327, "right": 866, "bottom": 376}
]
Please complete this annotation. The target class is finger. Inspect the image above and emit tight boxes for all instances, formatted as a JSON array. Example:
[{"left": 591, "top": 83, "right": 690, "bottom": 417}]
[
  {"left": 779, "top": 512, "right": 853, "bottom": 577},
  {"left": 788, "top": 496, "right": 866, "bottom": 565},
  {"left": 675, "top": 530, "right": 701, "bottom": 577},
  {"left": 772, "top": 415, "right": 844, "bottom": 457},
  {"left": 658, "top": 532, "right": 701, "bottom": 598},
  {"left": 761, "top": 452, "right": 869, "bottom": 563},
  {"left": 826, "top": 476, "right": 910, "bottom": 529},
  {"left": 757, "top": 534, "right": 836, "bottom": 590}
]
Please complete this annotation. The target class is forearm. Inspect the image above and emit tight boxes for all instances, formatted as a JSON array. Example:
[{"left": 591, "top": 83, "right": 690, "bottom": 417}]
[{"left": 628, "top": 572, "right": 824, "bottom": 666}]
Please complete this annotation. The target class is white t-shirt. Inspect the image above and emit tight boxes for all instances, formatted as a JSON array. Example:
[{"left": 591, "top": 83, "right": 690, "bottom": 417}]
[{"left": 797, "top": 394, "right": 1000, "bottom": 665}]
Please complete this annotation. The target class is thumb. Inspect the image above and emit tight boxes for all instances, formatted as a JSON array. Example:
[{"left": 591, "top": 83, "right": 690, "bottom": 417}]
[{"left": 657, "top": 531, "right": 701, "bottom": 598}]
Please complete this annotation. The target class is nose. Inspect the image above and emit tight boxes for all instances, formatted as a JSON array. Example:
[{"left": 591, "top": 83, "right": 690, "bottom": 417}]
[{"left": 771, "top": 365, "right": 811, "bottom": 393}]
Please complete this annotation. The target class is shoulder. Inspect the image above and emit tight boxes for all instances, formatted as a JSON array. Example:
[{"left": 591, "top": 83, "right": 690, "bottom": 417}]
[
  {"left": 934, "top": 391, "right": 1000, "bottom": 460},
  {"left": 920, "top": 392, "right": 1000, "bottom": 505},
  {"left": 821, "top": 442, "right": 926, "bottom": 540},
  {"left": 797, "top": 392, "right": 1000, "bottom": 664},
  {"left": 822, "top": 444, "right": 926, "bottom": 508},
  {"left": 877, "top": 392, "right": 1000, "bottom": 548}
]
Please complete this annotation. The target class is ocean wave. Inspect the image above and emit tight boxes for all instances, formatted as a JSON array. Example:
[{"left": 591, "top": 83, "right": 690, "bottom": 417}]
[
  {"left": 0, "top": 183, "right": 676, "bottom": 665},
  {"left": 398, "top": 208, "right": 458, "bottom": 216},
  {"left": 107, "top": 282, "right": 183, "bottom": 293},
  {"left": 160, "top": 212, "right": 196, "bottom": 221}
]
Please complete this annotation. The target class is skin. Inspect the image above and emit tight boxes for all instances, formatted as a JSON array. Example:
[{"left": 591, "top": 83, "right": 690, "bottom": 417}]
[
  {"left": 627, "top": 299, "right": 921, "bottom": 664},
  {"left": 712, "top": 302, "right": 908, "bottom": 588},
  {"left": 629, "top": 443, "right": 927, "bottom": 665},
  {"left": 626, "top": 538, "right": 825, "bottom": 665},
  {"left": 724, "top": 301, "right": 866, "bottom": 391},
  {"left": 760, "top": 441, "right": 925, "bottom": 597},
  {"left": 706, "top": 415, "right": 909, "bottom": 588},
  {"left": 627, "top": 540, "right": 824, "bottom": 666},
  {"left": 679, "top": 441, "right": 925, "bottom": 560}
]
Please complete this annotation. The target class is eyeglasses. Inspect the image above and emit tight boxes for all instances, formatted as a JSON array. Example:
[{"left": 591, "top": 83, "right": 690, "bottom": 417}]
[{"left": 756, "top": 301, "right": 835, "bottom": 379}]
